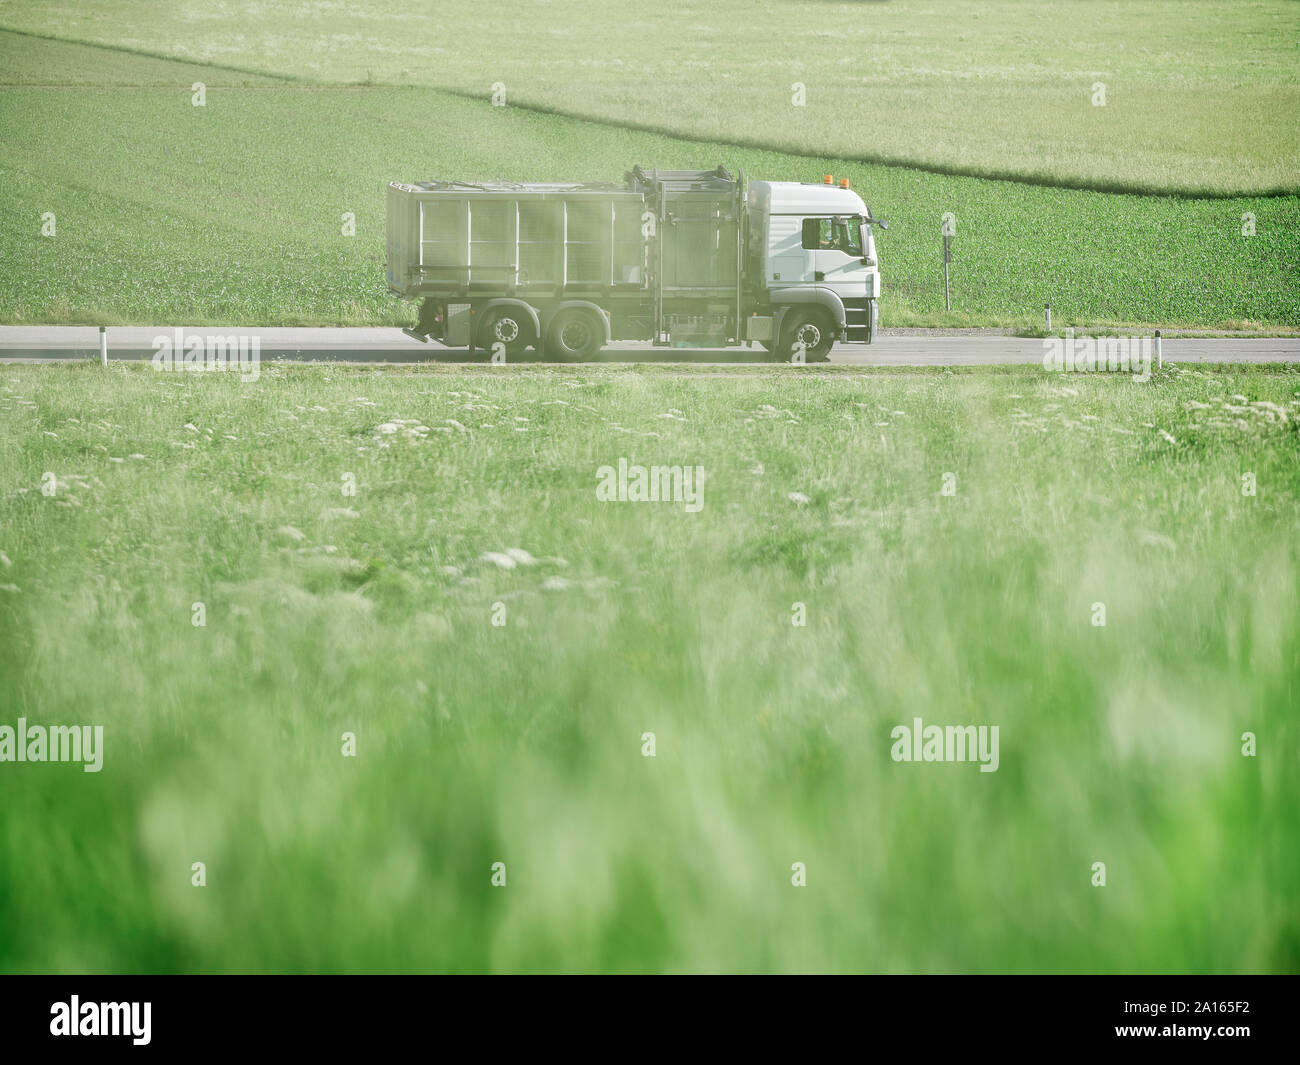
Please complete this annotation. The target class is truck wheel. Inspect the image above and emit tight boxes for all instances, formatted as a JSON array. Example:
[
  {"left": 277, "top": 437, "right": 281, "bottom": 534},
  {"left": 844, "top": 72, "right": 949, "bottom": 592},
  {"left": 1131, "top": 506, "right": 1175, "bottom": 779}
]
[
  {"left": 477, "top": 309, "right": 534, "bottom": 359},
  {"left": 546, "top": 309, "right": 603, "bottom": 361},
  {"left": 780, "top": 311, "right": 835, "bottom": 363}
]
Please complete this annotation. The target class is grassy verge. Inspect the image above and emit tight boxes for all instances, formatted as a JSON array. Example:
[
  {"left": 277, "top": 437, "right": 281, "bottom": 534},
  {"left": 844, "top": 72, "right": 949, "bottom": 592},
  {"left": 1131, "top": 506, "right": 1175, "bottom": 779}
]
[{"left": 1, "top": 362, "right": 1297, "bottom": 973}]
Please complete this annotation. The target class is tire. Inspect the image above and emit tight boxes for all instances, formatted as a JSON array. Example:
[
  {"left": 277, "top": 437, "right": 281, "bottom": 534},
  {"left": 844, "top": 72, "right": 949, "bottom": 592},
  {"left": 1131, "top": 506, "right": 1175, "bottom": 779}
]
[
  {"left": 546, "top": 309, "right": 603, "bottom": 362},
  {"left": 477, "top": 308, "right": 535, "bottom": 360},
  {"left": 779, "top": 310, "right": 835, "bottom": 363}
]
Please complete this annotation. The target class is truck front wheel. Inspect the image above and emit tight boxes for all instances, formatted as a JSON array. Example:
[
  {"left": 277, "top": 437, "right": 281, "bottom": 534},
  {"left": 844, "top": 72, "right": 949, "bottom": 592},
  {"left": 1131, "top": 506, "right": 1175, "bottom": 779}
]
[
  {"left": 546, "top": 309, "right": 603, "bottom": 361},
  {"left": 779, "top": 310, "right": 835, "bottom": 363},
  {"left": 477, "top": 309, "right": 535, "bottom": 359}
]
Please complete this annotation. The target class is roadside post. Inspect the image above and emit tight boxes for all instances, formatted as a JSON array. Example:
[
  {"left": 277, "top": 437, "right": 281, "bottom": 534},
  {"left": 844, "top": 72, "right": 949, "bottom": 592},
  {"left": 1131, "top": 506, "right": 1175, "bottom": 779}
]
[
  {"left": 1045, "top": 303, "right": 1052, "bottom": 331},
  {"left": 942, "top": 232, "right": 952, "bottom": 312},
  {"left": 1155, "top": 329, "right": 1162, "bottom": 372},
  {"left": 99, "top": 326, "right": 107, "bottom": 368}
]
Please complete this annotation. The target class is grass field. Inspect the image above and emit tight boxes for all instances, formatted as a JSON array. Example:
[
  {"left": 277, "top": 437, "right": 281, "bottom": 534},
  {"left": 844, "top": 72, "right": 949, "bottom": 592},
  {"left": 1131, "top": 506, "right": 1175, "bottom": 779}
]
[
  {"left": 1, "top": 32, "right": 1297, "bottom": 332},
  {"left": 1, "top": 361, "right": 1298, "bottom": 973},
  {"left": 2, "top": 0, "right": 1297, "bottom": 196}
]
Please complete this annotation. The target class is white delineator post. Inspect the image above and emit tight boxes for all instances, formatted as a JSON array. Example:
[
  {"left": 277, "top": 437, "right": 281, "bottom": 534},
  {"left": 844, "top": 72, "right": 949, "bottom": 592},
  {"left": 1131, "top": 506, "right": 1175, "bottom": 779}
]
[
  {"left": 942, "top": 232, "right": 952, "bottom": 312},
  {"left": 99, "top": 325, "right": 107, "bottom": 368},
  {"left": 1044, "top": 303, "right": 1052, "bottom": 331},
  {"left": 1154, "top": 329, "right": 1162, "bottom": 372}
]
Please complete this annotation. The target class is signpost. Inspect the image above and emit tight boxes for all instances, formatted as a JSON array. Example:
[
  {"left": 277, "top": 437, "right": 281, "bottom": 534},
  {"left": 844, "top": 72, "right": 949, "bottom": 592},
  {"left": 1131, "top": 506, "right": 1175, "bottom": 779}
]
[
  {"left": 942, "top": 232, "right": 952, "bottom": 313},
  {"left": 940, "top": 213, "right": 956, "bottom": 313}
]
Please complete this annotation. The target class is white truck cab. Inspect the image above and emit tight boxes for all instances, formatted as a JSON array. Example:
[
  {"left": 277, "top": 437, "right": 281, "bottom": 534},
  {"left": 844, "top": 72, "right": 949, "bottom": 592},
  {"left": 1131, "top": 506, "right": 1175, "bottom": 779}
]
[{"left": 746, "top": 177, "right": 884, "bottom": 358}]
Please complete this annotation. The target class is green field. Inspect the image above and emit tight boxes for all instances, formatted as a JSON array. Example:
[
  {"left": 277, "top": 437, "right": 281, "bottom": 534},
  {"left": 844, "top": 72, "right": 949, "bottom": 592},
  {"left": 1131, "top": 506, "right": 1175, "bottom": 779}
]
[
  {"left": 3, "top": 0, "right": 1297, "bottom": 196},
  {"left": 1, "top": 362, "right": 1298, "bottom": 973},
  {"left": 1, "top": 32, "right": 1297, "bottom": 331}
]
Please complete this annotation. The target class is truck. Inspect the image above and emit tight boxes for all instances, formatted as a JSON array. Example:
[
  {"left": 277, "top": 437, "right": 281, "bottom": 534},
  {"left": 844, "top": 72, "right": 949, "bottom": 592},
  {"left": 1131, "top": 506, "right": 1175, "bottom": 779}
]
[{"left": 386, "top": 165, "right": 887, "bottom": 362}]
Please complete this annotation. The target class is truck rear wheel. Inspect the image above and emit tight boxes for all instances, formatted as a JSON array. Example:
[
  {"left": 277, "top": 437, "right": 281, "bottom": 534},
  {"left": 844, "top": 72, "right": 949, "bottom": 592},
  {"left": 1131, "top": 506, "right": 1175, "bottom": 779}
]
[
  {"left": 546, "top": 309, "right": 603, "bottom": 362},
  {"left": 779, "top": 310, "right": 835, "bottom": 363},
  {"left": 477, "top": 309, "right": 534, "bottom": 359}
]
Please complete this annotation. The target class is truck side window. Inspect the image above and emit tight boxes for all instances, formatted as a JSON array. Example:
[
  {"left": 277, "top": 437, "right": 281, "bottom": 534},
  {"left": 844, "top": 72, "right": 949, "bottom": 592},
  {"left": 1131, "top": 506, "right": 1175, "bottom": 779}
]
[{"left": 802, "top": 217, "right": 863, "bottom": 256}]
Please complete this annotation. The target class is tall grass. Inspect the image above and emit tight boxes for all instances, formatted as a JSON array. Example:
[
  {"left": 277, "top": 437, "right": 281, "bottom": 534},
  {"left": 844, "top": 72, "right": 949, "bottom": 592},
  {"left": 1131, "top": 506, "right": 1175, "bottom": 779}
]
[{"left": 1, "top": 362, "right": 1297, "bottom": 972}]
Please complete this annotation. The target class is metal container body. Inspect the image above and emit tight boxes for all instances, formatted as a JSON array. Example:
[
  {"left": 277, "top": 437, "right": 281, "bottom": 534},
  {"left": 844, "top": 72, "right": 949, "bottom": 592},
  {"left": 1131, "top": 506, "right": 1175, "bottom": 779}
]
[{"left": 386, "top": 183, "right": 649, "bottom": 300}]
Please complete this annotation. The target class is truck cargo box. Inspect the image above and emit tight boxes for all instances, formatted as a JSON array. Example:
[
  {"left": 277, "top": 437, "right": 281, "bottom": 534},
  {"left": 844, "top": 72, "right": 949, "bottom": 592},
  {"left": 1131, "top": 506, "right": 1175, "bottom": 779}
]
[{"left": 386, "top": 181, "right": 648, "bottom": 299}]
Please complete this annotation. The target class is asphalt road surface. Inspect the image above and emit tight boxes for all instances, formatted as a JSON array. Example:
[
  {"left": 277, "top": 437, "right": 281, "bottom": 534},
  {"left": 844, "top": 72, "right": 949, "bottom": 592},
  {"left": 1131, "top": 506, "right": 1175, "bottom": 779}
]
[{"left": 2, "top": 327, "right": 1298, "bottom": 366}]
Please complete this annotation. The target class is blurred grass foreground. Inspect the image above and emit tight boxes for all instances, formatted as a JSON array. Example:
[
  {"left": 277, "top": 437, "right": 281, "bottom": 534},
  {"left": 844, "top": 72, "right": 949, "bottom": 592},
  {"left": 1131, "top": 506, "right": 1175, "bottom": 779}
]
[{"left": 0, "top": 362, "right": 1297, "bottom": 973}]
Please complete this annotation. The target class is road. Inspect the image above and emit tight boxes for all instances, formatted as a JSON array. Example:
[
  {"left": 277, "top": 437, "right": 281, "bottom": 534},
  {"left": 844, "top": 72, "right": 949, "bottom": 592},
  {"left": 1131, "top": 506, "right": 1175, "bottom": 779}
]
[{"left": 2, "top": 326, "right": 1298, "bottom": 366}]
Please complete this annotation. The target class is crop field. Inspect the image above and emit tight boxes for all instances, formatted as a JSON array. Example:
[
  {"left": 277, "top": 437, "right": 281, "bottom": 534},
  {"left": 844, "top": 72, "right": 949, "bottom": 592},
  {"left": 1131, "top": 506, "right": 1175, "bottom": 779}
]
[
  {"left": 1, "top": 31, "right": 1297, "bottom": 332},
  {"left": 3, "top": 0, "right": 1297, "bottom": 197},
  {"left": 1, "top": 362, "right": 1298, "bottom": 973}
]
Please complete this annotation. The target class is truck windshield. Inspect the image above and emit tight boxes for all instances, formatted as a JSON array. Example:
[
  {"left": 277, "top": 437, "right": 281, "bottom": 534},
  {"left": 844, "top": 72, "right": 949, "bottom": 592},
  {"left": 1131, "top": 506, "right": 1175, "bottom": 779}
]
[{"left": 804, "top": 217, "right": 863, "bottom": 256}]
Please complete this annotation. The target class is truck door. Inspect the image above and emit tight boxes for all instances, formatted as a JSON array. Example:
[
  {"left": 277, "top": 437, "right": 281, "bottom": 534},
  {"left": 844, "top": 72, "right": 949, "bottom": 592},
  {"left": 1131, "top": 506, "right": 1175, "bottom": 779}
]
[{"left": 801, "top": 217, "right": 867, "bottom": 298}]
